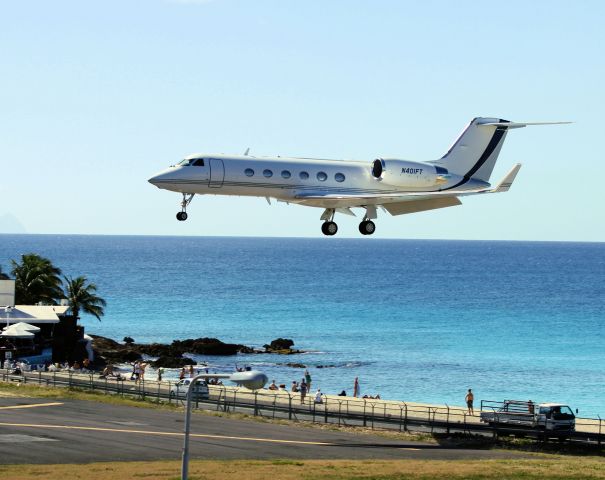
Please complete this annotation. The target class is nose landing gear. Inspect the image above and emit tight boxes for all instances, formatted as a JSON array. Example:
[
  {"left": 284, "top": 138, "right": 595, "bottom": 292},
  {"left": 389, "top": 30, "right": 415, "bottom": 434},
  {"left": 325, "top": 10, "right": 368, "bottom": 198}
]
[{"left": 176, "top": 193, "right": 195, "bottom": 222}]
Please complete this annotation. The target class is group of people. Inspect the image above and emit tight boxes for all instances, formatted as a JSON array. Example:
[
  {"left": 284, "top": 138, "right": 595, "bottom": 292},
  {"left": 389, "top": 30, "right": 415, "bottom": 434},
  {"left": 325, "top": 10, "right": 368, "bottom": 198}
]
[
  {"left": 178, "top": 365, "right": 196, "bottom": 380},
  {"left": 129, "top": 361, "right": 147, "bottom": 382},
  {"left": 265, "top": 372, "right": 381, "bottom": 405},
  {"left": 266, "top": 369, "right": 326, "bottom": 404}
]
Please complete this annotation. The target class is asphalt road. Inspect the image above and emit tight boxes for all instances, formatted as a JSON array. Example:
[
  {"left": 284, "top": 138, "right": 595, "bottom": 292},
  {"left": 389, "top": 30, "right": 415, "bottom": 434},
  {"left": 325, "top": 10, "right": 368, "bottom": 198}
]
[{"left": 0, "top": 396, "right": 530, "bottom": 464}]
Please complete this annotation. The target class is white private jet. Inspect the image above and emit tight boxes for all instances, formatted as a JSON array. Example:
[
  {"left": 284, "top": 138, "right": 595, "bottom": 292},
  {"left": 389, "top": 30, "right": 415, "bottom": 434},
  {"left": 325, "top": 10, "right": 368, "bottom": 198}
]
[{"left": 148, "top": 117, "right": 569, "bottom": 236}]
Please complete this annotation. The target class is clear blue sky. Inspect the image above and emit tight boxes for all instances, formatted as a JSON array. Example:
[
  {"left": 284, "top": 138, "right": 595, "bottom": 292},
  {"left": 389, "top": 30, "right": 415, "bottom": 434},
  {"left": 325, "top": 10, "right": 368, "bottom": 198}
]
[{"left": 1, "top": 0, "right": 603, "bottom": 240}]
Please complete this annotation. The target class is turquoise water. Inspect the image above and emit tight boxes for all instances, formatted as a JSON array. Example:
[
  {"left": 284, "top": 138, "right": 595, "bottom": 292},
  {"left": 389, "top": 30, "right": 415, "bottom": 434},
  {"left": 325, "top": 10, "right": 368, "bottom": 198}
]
[{"left": 1, "top": 235, "right": 604, "bottom": 416}]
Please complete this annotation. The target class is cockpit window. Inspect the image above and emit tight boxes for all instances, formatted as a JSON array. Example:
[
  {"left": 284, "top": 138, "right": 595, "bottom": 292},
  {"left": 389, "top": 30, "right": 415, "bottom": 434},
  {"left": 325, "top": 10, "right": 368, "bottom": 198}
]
[
  {"left": 178, "top": 159, "right": 194, "bottom": 166},
  {"left": 192, "top": 159, "right": 205, "bottom": 166}
]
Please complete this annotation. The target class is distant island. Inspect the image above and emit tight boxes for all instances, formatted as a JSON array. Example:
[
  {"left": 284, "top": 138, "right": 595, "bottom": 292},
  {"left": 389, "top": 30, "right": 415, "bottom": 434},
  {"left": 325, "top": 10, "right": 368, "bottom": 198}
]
[{"left": 0, "top": 213, "right": 27, "bottom": 234}]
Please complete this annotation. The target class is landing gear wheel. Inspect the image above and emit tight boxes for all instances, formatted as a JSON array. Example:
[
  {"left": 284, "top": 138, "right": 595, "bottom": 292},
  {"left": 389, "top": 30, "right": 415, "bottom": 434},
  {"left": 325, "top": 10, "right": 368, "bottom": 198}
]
[
  {"left": 176, "top": 211, "right": 188, "bottom": 221},
  {"left": 359, "top": 220, "right": 376, "bottom": 235},
  {"left": 321, "top": 221, "right": 338, "bottom": 236}
]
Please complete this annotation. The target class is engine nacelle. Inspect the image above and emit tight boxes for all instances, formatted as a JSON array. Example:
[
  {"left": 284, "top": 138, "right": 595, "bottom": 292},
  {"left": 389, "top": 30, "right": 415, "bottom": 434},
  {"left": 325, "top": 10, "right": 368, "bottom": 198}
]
[{"left": 371, "top": 158, "right": 450, "bottom": 188}]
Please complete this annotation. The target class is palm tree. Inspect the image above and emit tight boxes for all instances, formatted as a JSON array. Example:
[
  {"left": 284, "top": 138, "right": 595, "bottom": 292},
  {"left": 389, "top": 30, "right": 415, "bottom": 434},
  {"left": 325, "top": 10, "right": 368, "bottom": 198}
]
[
  {"left": 63, "top": 275, "right": 106, "bottom": 321},
  {"left": 11, "top": 254, "right": 63, "bottom": 304}
]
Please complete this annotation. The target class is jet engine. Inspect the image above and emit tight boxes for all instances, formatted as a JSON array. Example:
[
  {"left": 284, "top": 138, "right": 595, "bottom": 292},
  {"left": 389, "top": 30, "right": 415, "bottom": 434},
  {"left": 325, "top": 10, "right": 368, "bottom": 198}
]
[{"left": 371, "top": 158, "right": 450, "bottom": 188}]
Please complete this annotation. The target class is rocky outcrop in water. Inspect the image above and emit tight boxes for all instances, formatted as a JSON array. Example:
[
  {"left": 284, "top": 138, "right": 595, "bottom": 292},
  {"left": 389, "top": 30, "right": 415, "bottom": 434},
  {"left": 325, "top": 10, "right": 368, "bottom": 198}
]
[
  {"left": 91, "top": 335, "right": 305, "bottom": 368},
  {"left": 263, "top": 338, "right": 303, "bottom": 354},
  {"left": 151, "top": 356, "right": 197, "bottom": 368}
]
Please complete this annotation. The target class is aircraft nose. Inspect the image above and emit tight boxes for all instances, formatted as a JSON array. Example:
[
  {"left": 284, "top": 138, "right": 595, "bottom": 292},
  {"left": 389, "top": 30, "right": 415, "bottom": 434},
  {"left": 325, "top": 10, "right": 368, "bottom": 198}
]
[{"left": 148, "top": 168, "right": 172, "bottom": 187}]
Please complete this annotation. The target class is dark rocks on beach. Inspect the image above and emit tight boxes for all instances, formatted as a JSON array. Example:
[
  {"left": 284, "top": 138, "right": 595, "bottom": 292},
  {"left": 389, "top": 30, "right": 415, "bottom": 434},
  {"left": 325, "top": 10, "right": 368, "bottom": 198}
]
[
  {"left": 151, "top": 356, "right": 197, "bottom": 368},
  {"left": 90, "top": 334, "right": 142, "bottom": 365},
  {"left": 136, "top": 343, "right": 180, "bottom": 358},
  {"left": 91, "top": 334, "right": 306, "bottom": 368},
  {"left": 316, "top": 365, "right": 336, "bottom": 369},
  {"left": 284, "top": 362, "right": 307, "bottom": 368}
]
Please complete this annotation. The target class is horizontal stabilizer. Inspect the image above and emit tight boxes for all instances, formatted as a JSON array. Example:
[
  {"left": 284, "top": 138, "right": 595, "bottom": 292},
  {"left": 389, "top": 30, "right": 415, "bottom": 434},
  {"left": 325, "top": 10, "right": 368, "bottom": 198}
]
[
  {"left": 492, "top": 163, "right": 522, "bottom": 192},
  {"left": 478, "top": 121, "right": 572, "bottom": 129}
]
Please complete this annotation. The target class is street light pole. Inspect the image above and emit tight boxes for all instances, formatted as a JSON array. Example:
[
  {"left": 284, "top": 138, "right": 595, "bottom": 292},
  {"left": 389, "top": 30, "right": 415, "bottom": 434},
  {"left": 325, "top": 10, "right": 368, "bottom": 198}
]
[
  {"left": 180, "top": 370, "right": 268, "bottom": 480},
  {"left": 181, "top": 374, "right": 205, "bottom": 480}
]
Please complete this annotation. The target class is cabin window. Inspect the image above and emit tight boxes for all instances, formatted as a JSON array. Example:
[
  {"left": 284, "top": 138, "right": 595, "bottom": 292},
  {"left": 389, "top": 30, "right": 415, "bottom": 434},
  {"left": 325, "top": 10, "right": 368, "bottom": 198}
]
[
  {"left": 299, "top": 171, "right": 309, "bottom": 180},
  {"left": 317, "top": 171, "right": 327, "bottom": 181},
  {"left": 335, "top": 173, "right": 345, "bottom": 182},
  {"left": 244, "top": 168, "right": 254, "bottom": 177},
  {"left": 263, "top": 169, "right": 273, "bottom": 178},
  {"left": 192, "top": 159, "right": 205, "bottom": 166},
  {"left": 281, "top": 170, "right": 291, "bottom": 179}
]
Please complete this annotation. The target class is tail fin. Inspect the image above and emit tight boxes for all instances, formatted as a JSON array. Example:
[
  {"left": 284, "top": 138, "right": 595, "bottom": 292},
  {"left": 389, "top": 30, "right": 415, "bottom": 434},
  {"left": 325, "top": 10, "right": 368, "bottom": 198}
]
[
  {"left": 433, "top": 117, "right": 571, "bottom": 184},
  {"left": 433, "top": 117, "right": 509, "bottom": 183}
]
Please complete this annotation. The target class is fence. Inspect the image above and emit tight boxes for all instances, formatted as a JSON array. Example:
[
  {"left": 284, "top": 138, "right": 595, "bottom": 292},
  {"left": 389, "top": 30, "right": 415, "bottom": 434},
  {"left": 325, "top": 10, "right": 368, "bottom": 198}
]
[{"left": 1, "top": 368, "right": 603, "bottom": 447}]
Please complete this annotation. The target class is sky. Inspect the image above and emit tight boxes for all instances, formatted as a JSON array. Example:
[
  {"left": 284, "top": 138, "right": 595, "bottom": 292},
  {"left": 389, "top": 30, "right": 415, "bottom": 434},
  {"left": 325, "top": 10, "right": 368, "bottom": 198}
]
[{"left": 1, "top": 0, "right": 603, "bottom": 240}]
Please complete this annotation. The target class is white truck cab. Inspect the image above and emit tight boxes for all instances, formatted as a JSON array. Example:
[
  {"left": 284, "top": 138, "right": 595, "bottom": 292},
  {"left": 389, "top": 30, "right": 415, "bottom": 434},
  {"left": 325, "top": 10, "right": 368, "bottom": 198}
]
[{"left": 480, "top": 399, "right": 575, "bottom": 433}]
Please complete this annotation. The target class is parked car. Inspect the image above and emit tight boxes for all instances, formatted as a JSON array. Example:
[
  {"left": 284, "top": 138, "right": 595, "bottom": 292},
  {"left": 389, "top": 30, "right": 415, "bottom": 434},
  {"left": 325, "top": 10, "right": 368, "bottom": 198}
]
[{"left": 169, "top": 378, "right": 209, "bottom": 400}]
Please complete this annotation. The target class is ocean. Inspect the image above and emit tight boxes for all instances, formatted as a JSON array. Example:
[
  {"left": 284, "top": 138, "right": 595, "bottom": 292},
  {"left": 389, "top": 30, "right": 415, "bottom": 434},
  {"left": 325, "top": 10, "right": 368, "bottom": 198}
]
[{"left": 1, "top": 235, "right": 604, "bottom": 417}]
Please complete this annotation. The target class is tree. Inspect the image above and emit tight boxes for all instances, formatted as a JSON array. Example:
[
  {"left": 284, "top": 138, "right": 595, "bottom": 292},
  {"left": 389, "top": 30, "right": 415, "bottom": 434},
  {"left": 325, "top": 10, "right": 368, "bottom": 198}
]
[
  {"left": 11, "top": 254, "right": 63, "bottom": 304},
  {"left": 63, "top": 275, "right": 106, "bottom": 321}
]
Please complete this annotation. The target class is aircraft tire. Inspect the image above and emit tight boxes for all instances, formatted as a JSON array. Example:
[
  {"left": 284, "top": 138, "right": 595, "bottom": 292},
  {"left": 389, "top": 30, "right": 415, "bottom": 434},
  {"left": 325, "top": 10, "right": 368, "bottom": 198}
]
[
  {"left": 176, "top": 212, "right": 188, "bottom": 221},
  {"left": 359, "top": 220, "right": 376, "bottom": 235},
  {"left": 321, "top": 221, "right": 338, "bottom": 236}
]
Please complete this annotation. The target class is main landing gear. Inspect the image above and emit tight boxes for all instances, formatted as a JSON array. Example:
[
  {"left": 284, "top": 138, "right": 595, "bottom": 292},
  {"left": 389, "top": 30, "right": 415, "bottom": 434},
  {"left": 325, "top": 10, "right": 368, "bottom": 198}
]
[
  {"left": 321, "top": 221, "right": 338, "bottom": 236},
  {"left": 319, "top": 207, "right": 377, "bottom": 236},
  {"left": 359, "top": 219, "right": 376, "bottom": 235},
  {"left": 176, "top": 193, "right": 195, "bottom": 222},
  {"left": 320, "top": 208, "right": 338, "bottom": 236}
]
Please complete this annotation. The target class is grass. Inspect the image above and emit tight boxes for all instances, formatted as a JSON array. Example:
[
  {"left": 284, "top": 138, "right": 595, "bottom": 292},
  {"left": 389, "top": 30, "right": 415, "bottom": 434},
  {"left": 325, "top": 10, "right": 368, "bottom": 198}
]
[{"left": 2, "top": 458, "right": 605, "bottom": 480}]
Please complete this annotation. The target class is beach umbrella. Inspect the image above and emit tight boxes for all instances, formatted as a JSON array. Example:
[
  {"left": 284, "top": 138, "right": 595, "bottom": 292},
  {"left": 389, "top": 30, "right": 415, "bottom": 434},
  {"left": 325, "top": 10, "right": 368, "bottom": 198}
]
[
  {"left": 0, "top": 323, "right": 36, "bottom": 338},
  {"left": 9, "top": 322, "right": 40, "bottom": 332}
]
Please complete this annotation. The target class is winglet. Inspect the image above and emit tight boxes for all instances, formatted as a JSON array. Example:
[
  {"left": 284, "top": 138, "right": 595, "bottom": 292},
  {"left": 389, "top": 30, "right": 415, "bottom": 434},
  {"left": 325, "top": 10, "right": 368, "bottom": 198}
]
[{"left": 492, "top": 163, "right": 522, "bottom": 192}]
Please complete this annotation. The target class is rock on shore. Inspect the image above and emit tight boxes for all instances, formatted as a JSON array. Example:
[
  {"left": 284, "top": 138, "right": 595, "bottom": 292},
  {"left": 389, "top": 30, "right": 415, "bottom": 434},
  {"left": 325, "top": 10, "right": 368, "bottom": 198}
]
[{"left": 91, "top": 335, "right": 304, "bottom": 368}]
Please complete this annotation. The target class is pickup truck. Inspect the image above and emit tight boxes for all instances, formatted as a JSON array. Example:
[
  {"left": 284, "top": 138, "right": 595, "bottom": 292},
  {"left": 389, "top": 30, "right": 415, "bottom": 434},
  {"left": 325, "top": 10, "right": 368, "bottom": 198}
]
[{"left": 480, "top": 399, "right": 575, "bottom": 434}]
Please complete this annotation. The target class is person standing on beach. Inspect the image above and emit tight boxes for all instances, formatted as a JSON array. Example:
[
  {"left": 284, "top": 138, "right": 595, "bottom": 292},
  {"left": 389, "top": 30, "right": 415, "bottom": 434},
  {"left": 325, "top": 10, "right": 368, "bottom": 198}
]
[
  {"left": 465, "top": 389, "right": 474, "bottom": 415},
  {"left": 304, "top": 369, "right": 312, "bottom": 391},
  {"left": 353, "top": 377, "right": 359, "bottom": 397},
  {"left": 189, "top": 365, "right": 194, "bottom": 378},
  {"left": 157, "top": 367, "right": 164, "bottom": 382},
  {"left": 300, "top": 379, "right": 308, "bottom": 404},
  {"left": 179, "top": 367, "right": 185, "bottom": 380}
]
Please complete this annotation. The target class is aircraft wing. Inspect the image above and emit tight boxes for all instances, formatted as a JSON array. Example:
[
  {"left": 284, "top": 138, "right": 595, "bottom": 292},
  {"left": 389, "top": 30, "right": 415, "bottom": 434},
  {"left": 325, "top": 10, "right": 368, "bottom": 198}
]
[{"left": 293, "top": 164, "right": 521, "bottom": 214}]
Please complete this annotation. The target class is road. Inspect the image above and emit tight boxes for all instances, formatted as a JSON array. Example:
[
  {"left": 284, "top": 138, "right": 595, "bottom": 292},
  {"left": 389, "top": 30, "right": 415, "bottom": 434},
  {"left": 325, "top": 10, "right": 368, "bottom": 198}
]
[{"left": 0, "top": 396, "right": 530, "bottom": 464}]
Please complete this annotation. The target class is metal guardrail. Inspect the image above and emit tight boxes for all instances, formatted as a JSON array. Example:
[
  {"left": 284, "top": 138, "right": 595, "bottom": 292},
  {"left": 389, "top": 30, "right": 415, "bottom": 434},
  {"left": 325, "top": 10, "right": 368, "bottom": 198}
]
[{"left": 1, "top": 369, "right": 603, "bottom": 447}]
